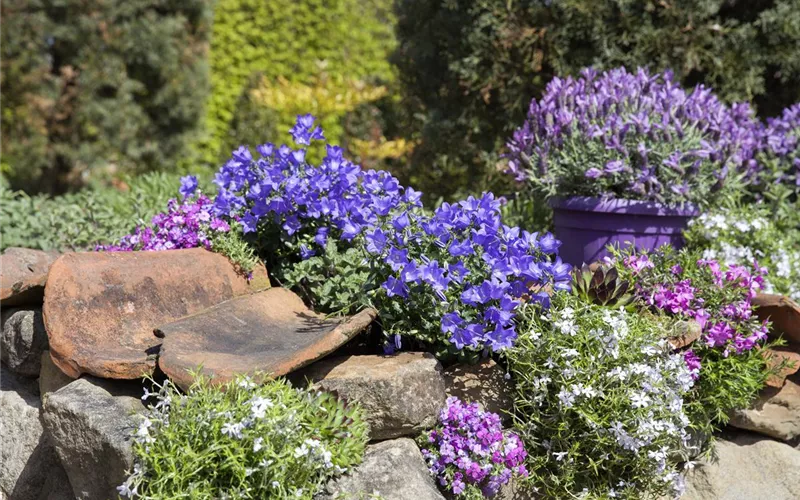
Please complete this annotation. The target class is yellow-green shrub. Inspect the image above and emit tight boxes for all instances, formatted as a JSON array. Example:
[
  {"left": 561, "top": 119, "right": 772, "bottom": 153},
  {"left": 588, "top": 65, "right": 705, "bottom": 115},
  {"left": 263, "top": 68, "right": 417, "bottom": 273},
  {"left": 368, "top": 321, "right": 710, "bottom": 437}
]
[{"left": 202, "top": 0, "right": 396, "bottom": 164}]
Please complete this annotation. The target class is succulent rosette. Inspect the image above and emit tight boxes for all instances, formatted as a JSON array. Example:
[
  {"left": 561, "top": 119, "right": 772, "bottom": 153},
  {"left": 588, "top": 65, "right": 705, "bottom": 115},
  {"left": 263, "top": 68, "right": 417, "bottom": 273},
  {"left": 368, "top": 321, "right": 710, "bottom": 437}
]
[{"left": 505, "top": 67, "right": 761, "bottom": 206}]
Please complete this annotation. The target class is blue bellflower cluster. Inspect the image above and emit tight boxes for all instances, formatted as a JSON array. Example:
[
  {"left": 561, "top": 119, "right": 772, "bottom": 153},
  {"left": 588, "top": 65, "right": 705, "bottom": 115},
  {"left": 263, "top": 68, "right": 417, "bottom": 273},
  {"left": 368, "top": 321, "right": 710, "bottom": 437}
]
[
  {"left": 366, "top": 193, "right": 571, "bottom": 352},
  {"left": 505, "top": 67, "right": 761, "bottom": 206},
  {"left": 209, "top": 114, "right": 571, "bottom": 353}
]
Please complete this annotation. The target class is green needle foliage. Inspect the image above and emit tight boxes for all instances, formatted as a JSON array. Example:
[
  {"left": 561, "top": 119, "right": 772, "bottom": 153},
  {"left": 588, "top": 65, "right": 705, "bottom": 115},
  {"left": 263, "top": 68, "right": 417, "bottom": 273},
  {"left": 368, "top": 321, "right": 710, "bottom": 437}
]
[{"left": 121, "top": 375, "right": 369, "bottom": 499}]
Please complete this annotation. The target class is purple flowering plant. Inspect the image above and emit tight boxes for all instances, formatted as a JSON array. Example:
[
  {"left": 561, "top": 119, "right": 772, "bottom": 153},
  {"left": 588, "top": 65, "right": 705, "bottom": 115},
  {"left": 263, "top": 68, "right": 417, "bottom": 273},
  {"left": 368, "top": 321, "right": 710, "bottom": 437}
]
[
  {"left": 97, "top": 192, "right": 233, "bottom": 253},
  {"left": 752, "top": 103, "right": 800, "bottom": 222},
  {"left": 618, "top": 247, "right": 769, "bottom": 361},
  {"left": 102, "top": 114, "right": 572, "bottom": 356},
  {"left": 505, "top": 67, "right": 761, "bottom": 206},
  {"left": 419, "top": 397, "right": 528, "bottom": 499},
  {"left": 613, "top": 245, "right": 781, "bottom": 439}
]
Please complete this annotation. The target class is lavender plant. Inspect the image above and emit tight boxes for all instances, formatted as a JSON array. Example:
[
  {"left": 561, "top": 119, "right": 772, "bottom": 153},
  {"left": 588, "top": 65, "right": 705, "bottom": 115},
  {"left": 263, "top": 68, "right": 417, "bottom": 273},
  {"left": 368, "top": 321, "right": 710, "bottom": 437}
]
[
  {"left": 753, "top": 103, "right": 800, "bottom": 224},
  {"left": 419, "top": 397, "right": 528, "bottom": 499},
  {"left": 505, "top": 67, "right": 761, "bottom": 206},
  {"left": 119, "top": 375, "right": 368, "bottom": 499},
  {"left": 507, "top": 294, "right": 694, "bottom": 499}
]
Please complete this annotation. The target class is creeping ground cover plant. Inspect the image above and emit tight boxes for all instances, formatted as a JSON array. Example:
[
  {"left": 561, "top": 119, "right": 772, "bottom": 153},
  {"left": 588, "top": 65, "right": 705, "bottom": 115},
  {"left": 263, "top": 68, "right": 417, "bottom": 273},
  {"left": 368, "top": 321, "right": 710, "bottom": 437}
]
[
  {"left": 505, "top": 67, "right": 761, "bottom": 206},
  {"left": 615, "top": 246, "right": 777, "bottom": 437},
  {"left": 119, "top": 375, "right": 368, "bottom": 499},
  {"left": 102, "top": 114, "right": 572, "bottom": 358},
  {"left": 684, "top": 206, "right": 800, "bottom": 301},
  {"left": 507, "top": 294, "right": 694, "bottom": 499},
  {"left": 419, "top": 397, "right": 528, "bottom": 499}
]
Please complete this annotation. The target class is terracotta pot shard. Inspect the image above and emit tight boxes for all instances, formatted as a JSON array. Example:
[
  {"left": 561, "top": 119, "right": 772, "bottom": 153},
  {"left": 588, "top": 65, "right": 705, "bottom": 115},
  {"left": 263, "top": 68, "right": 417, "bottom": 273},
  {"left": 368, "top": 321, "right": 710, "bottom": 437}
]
[
  {"left": 155, "top": 287, "right": 377, "bottom": 391},
  {"left": 43, "top": 249, "right": 268, "bottom": 379}
]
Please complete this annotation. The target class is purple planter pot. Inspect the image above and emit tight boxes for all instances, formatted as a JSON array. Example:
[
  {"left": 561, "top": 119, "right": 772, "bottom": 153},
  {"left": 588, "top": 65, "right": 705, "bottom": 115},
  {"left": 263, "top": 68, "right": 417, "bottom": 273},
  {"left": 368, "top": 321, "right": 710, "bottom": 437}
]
[{"left": 550, "top": 196, "right": 701, "bottom": 266}]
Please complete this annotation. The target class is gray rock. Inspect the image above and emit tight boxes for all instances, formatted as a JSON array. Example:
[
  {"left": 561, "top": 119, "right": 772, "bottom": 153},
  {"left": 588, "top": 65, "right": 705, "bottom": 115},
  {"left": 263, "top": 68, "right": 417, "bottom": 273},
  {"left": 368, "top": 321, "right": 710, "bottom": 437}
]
[
  {"left": 0, "top": 367, "right": 61, "bottom": 500},
  {"left": 41, "top": 377, "right": 145, "bottom": 500},
  {"left": 729, "top": 376, "right": 800, "bottom": 442},
  {"left": 496, "top": 477, "right": 537, "bottom": 500},
  {"left": 37, "top": 466, "right": 74, "bottom": 500},
  {"left": 320, "top": 438, "right": 444, "bottom": 500},
  {"left": 444, "top": 359, "right": 513, "bottom": 419},
  {"left": 38, "top": 351, "right": 74, "bottom": 402},
  {"left": 681, "top": 431, "right": 800, "bottom": 500},
  {"left": 1, "top": 308, "right": 48, "bottom": 377},
  {"left": 303, "top": 353, "right": 446, "bottom": 440}
]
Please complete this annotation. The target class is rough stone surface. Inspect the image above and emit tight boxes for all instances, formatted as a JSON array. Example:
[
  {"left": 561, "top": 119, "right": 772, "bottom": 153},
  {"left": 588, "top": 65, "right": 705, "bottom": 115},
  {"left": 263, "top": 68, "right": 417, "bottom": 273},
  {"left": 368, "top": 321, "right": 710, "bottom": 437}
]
[
  {"left": 0, "top": 367, "right": 61, "bottom": 500},
  {"left": 496, "top": 477, "right": 537, "bottom": 500},
  {"left": 729, "top": 375, "right": 800, "bottom": 442},
  {"left": 39, "top": 350, "right": 75, "bottom": 402},
  {"left": 680, "top": 431, "right": 800, "bottom": 500},
  {"left": 155, "top": 288, "right": 377, "bottom": 391},
  {"left": 0, "top": 248, "right": 59, "bottom": 306},
  {"left": 300, "top": 353, "right": 446, "bottom": 440},
  {"left": 444, "top": 359, "right": 513, "bottom": 418},
  {"left": 1, "top": 308, "right": 48, "bottom": 377},
  {"left": 42, "top": 377, "right": 145, "bottom": 500},
  {"left": 320, "top": 438, "right": 444, "bottom": 500},
  {"left": 37, "top": 465, "right": 75, "bottom": 500},
  {"left": 43, "top": 249, "right": 269, "bottom": 379}
]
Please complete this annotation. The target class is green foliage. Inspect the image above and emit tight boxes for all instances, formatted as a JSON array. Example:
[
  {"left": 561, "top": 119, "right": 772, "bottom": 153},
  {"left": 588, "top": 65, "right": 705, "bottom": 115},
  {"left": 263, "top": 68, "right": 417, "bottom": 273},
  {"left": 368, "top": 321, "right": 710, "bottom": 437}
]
[
  {"left": 121, "top": 374, "right": 369, "bottom": 499},
  {"left": 685, "top": 346, "right": 771, "bottom": 439},
  {"left": 203, "top": 0, "right": 396, "bottom": 164},
  {"left": 0, "top": 172, "right": 186, "bottom": 251},
  {"left": 1, "top": 0, "right": 213, "bottom": 194},
  {"left": 281, "top": 241, "right": 375, "bottom": 315},
  {"left": 394, "top": 0, "right": 800, "bottom": 202},
  {"left": 684, "top": 207, "right": 800, "bottom": 301},
  {"left": 507, "top": 295, "right": 693, "bottom": 499}
]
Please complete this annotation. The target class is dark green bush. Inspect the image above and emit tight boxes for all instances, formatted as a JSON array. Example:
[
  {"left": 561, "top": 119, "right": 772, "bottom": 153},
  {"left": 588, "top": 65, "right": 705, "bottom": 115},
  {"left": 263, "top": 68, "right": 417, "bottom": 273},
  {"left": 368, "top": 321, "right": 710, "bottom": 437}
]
[
  {"left": 394, "top": 0, "right": 800, "bottom": 202},
  {"left": 0, "top": 0, "right": 213, "bottom": 194}
]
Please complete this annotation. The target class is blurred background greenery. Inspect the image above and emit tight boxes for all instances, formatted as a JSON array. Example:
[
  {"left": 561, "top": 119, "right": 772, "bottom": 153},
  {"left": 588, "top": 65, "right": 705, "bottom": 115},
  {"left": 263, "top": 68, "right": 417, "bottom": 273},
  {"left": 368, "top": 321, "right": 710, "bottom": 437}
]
[{"left": 3, "top": 0, "right": 800, "bottom": 250}]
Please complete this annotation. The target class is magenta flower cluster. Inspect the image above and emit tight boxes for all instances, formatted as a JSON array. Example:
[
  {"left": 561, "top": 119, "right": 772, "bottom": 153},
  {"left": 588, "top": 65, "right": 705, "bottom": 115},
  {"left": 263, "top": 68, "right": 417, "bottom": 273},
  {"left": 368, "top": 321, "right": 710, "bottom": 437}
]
[
  {"left": 628, "top": 255, "right": 769, "bottom": 368},
  {"left": 420, "top": 397, "right": 528, "bottom": 498},
  {"left": 97, "top": 194, "right": 230, "bottom": 252},
  {"left": 505, "top": 67, "right": 761, "bottom": 205}
]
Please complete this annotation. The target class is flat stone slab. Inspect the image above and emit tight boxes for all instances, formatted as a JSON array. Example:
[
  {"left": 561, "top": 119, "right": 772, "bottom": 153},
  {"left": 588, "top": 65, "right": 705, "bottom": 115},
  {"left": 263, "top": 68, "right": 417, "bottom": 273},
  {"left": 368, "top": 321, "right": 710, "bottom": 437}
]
[
  {"left": 1, "top": 248, "right": 59, "bottom": 306},
  {"left": 155, "top": 287, "right": 377, "bottom": 390},
  {"left": 763, "top": 347, "right": 800, "bottom": 388},
  {"left": 43, "top": 249, "right": 269, "bottom": 379},
  {"left": 300, "top": 352, "right": 446, "bottom": 440},
  {"left": 730, "top": 374, "right": 800, "bottom": 442},
  {"left": 680, "top": 431, "right": 800, "bottom": 500}
]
